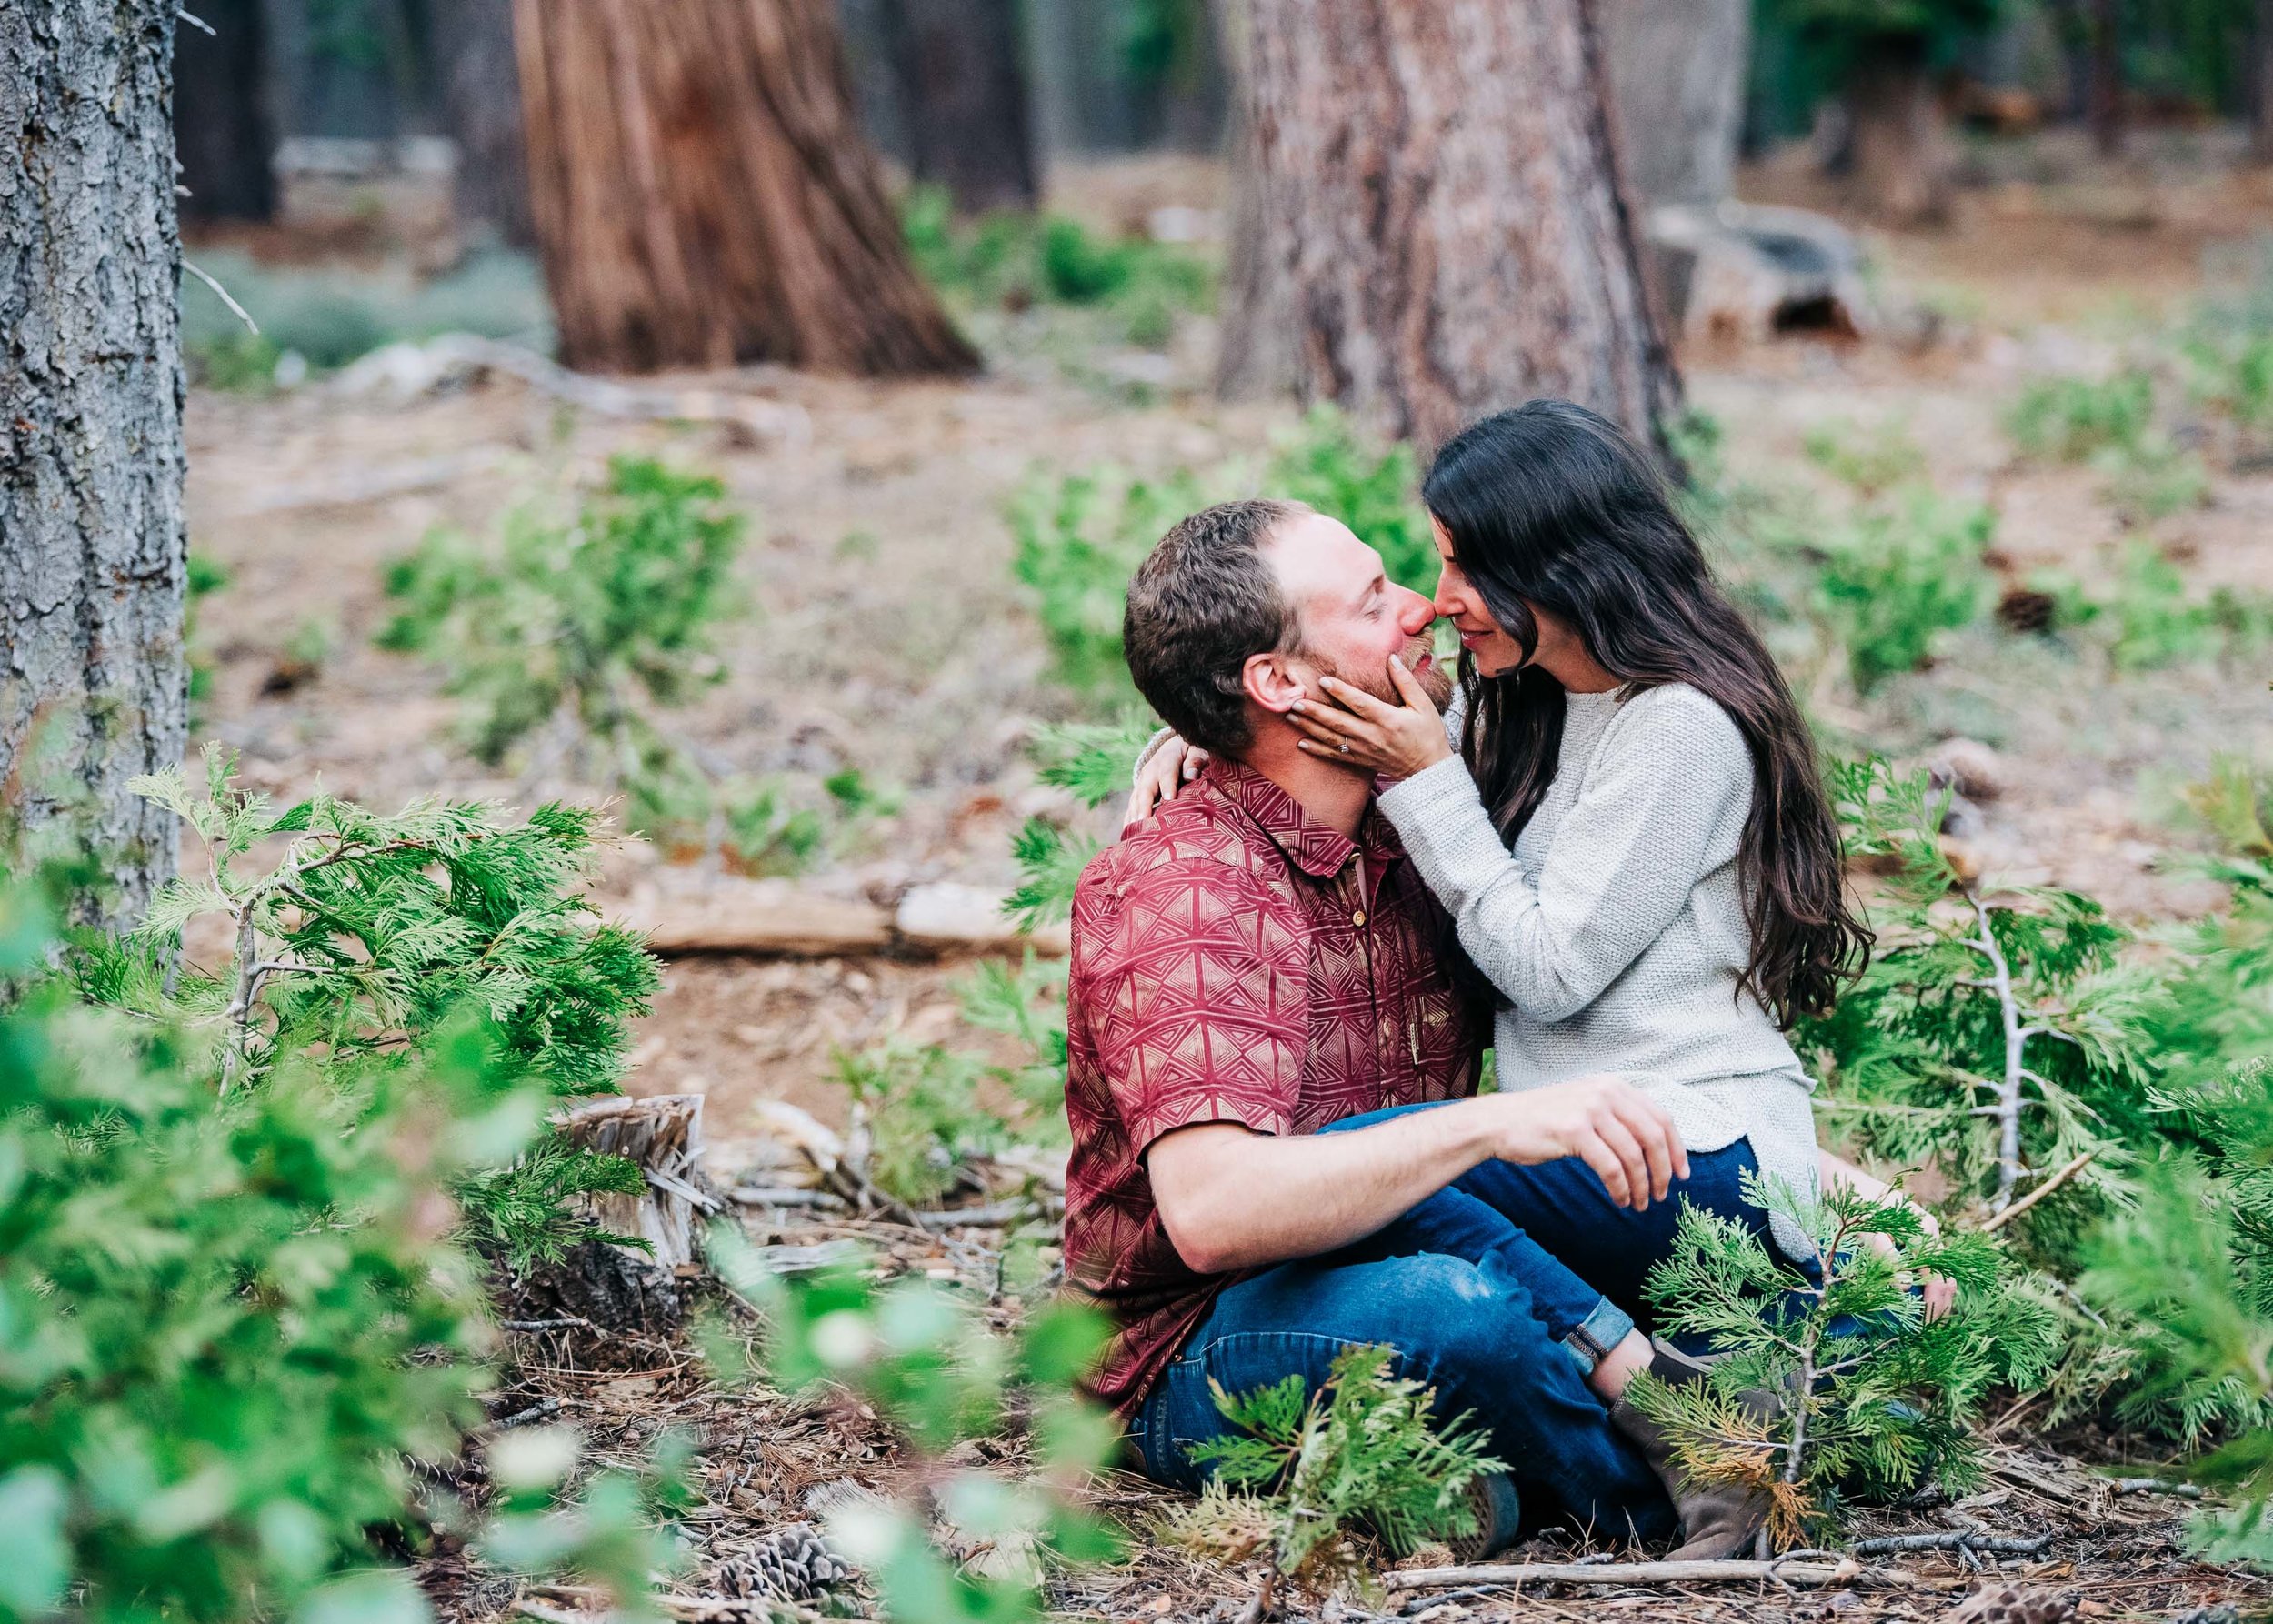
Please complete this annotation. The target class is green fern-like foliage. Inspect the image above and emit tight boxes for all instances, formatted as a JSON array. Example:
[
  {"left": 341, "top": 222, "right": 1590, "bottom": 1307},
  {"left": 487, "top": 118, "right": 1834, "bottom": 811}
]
[
  {"left": 1186, "top": 1343, "right": 1504, "bottom": 1587},
  {"left": 0, "top": 865, "right": 552, "bottom": 1624},
  {"left": 378, "top": 456, "right": 844, "bottom": 873},
  {"left": 1800, "top": 758, "right": 2153, "bottom": 1262},
  {"left": 1631, "top": 1176, "right": 2057, "bottom": 1548},
  {"left": 86, "top": 745, "right": 660, "bottom": 1268}
]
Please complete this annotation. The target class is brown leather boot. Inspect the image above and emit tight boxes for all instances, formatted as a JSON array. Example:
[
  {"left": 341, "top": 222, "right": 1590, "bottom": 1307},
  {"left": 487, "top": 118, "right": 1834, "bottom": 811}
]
[{"left": 1608, "top": 1340, "right": 1778, "bottom": 1560}]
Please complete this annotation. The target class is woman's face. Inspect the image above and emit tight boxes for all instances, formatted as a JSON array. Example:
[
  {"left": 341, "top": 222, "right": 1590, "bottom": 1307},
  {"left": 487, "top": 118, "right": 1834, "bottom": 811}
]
[
  {"left": 1429, "top": 516, "right": 1601, "bottom": 687},
  {"left": 1429, "top": 516, "right": 1527, "bottom": 677}
]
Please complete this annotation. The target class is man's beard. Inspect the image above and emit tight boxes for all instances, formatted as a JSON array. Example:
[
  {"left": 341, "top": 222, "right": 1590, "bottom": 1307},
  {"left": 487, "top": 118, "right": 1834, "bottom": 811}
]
[{"left": 1315, "top": 633, "right": 1456, "bottom": 712}]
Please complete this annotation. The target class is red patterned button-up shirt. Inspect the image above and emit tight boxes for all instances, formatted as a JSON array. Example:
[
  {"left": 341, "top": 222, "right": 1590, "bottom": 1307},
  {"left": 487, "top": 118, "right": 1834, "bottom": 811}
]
[{"left": 1061, "top": 757, "right": 1485, "bottom": 1418}]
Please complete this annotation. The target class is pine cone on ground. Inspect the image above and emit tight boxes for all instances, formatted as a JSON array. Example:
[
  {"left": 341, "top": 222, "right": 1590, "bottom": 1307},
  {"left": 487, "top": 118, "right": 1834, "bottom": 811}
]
[
  {"left": 1944, "top": 1582, "right": 2078, "bottom": 1624},
  {"left": 713, "top": 1523, "right": 852, "bottom": 1603}
]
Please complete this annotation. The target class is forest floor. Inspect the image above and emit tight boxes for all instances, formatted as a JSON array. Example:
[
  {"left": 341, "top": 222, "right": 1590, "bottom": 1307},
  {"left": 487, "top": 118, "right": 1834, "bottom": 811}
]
[{"left": 181, "top": 138, "right": 2273, "bottom": 1620}]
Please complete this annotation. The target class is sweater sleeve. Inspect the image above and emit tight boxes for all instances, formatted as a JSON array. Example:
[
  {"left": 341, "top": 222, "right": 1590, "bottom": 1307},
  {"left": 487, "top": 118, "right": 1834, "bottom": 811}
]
[{"left": 1374, "top": 687, "right": 1752, "bottom": 1023}]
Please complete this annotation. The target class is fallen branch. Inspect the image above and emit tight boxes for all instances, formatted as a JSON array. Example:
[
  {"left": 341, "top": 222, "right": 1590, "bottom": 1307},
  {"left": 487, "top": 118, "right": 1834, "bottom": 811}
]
[
  {"left": 398, "top": 335, "right": 811, "bottom": 448},
  {"left": 522, "top": 1583, "right": 840, "bottom": 1623},
  {"left": 1849, "top": 1531, "right": 2052, "bottom": 1557},
  {"left": 1384, "top": 1556, "right": 1930, "bottom": 1592},
  {"left": 2108, "top": 1478, "right": 2208, "bottom": 1500},
  {"left": 911, "top": 1198, "right": 1051, "bottom": 1231},
  {"left": 483, "top": 1396, "right": 564, "bottom": 1431},
  {"left": 498, "top": 1317, "right": 596, "bottom": 1333},
  {"left": 1978, "top": 1149, "right": 2098, "bottom": 1233},
  {"left": 728, "top": 1185, "right": 848, "bottom": 1211}
]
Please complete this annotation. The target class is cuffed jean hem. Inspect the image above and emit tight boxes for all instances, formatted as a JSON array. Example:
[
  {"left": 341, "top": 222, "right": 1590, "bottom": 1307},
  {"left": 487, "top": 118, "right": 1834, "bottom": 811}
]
[{"left": 1563, "top": 1296, "right": 1637, "bottom": 1373}]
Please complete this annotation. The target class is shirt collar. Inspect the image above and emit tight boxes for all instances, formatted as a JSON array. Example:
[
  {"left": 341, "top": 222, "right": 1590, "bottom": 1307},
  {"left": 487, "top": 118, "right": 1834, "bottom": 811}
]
[{"left": 1203, "top": 757, "right": 1406, "bottom": 879}]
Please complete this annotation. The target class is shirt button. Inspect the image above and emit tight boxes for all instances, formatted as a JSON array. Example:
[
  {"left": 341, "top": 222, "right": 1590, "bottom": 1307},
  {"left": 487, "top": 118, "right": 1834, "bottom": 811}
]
[{"left": 1351, "top": 910, "right": 1367, "bottom": 927}]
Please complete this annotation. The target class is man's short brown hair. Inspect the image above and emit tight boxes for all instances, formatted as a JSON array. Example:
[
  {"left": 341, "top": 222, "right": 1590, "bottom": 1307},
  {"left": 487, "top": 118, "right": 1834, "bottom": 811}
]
[{"left": 1123, "top": 498, "right": 1305, "bottom": 755}]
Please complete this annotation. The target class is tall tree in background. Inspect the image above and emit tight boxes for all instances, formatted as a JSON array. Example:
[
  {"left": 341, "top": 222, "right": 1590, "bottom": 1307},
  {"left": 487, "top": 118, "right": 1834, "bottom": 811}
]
[
  {"left": 882, "top": 0, "right": 1039, "bottom": 213},
  {"left": 2257, "top": 0, "right": 2273, "bottom": 163},
  {"left": 174, "top": 0, "right": 275, "bottom": 222},
  {"left": 438, "top": 0, "right": 533, "bottom": 246},
  {"left": 1600, "top": 0, "right": 1750, "bottom": 210},
  {"left": 1217, "top": 0, "right": 1678, "bottom": 456},
  {"left": 514, "top": 0, "right": 976, "bottom": 376},
  {"left": 1, "top": 0, "right": 189, "bottom": 927},
  {"left": 1765, "top": 0, "right": 2001, "bottom": 225},
  {"left": 2088, "top": 0, "right": 2125, "bottom": 156}
]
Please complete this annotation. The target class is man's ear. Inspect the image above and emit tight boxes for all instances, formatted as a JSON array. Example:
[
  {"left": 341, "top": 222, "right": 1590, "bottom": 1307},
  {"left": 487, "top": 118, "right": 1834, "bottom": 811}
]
[{"left": 1240, "top": 649, "right": 1310, "bottom": 716}]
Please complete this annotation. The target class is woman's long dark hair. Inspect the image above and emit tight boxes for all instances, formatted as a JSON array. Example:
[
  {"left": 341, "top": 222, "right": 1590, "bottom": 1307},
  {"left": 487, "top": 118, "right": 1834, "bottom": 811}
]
[{"left": 1422, "top": 401, "right": 1869, "bottom": 1027}]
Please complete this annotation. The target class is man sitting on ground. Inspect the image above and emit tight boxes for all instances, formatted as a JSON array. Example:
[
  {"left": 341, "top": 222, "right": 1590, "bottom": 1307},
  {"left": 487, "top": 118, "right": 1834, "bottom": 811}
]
[{"left": 1061, "top": 498, "right": 1751, "bottom": 1553}]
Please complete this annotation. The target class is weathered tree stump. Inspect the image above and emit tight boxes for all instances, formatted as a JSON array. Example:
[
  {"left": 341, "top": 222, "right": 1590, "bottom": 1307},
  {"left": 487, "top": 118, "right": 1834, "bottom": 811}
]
[{"left": 521, "top": 1093, "right": 718, "bottom": 1333}]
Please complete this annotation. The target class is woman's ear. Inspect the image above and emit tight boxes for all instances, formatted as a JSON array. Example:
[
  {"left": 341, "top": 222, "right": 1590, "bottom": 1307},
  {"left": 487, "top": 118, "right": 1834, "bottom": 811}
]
[{"left": 1240, "top": 649, "right": 1309, "bottom": 716}]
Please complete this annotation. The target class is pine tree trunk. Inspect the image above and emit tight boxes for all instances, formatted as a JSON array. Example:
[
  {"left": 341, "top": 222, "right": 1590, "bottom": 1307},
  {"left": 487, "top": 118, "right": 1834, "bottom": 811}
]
[
  {"left": 1846, "top": 38, "right": 1952, "bottom": 226},
  {"left": 175, "top": 0, "right": 275, "bottom": 222},
  {"left": 0, "top": 0, "right": 188, "bottom": 931},
  {"left": 2088, "top": 0, "right": 2124, "bottom": 157},
  {"left": 1217, "top": 0, "right": 1679, "bottom": 457},
  {"left": 2257, "top": 0, "right": 2273, "bottom": 165},
  {"left": 883, "top": 0, "right": 1039, "bottom": 215},
  {"left": 1599, "top": 0, "right": 1749, "bottom": 210},
  {"left": 513, "top": 0, "right": 976, "bottom": 376},
  {"left": 438, "top": 0, "right": 533, "bottom": 246}
]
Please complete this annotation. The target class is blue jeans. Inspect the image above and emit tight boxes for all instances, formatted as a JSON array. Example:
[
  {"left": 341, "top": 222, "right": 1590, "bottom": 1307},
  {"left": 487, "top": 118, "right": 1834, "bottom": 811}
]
[{"left": 1126, "top": 1102, "right": 1805, "bottom": 1541}]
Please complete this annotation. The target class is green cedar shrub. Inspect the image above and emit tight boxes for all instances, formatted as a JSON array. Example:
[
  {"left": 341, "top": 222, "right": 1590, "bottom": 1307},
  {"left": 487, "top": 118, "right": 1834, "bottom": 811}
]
[
  {"left": 379, "top": 456, "right": 846, "bottom": 875},
  {"left": 1167, "top": 1344, "right": 1504, "bottom": 1605},
  {"left": 0, "top": 866, "right": 553, "bottom": 1624},
  {"left": 1630, "top": 1175, "right": 2057, "bottom": 1549},
  {"left": 902, "top": 186, "right": 1214, "bottom": 350},
  {"left": 1811, "top": 490, "right": 1994, "bottom": 693},
  {"left": 2025, "top": 546, "right": 2273, "bottom": 674},
  {"left": 2008, "top": 371, "right": 2158, "bottom": 464},
  {"left": 83, "top": 745, "right": 660, "bottom": 1270},
  {"left": 1800, "top": 758, "right": 2153, "bottom": 1261}
]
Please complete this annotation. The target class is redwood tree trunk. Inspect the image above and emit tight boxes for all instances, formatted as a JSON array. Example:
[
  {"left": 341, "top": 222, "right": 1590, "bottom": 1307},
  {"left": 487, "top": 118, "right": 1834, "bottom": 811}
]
[
  {"left": 883, "top": 0, "right": 1039, "bottom": 214},
  {"left": 1599, "top": 0, "right": 1749, "bottom": 210},
  {"left": 1, "top": 0, "right": 189, "bottom": 928},
  {"left": 514, "top": 0, "right": 976, "bottom": 376},
  {"left": 438, "top": 0, "right": 533, "bottom": 246},
  {"left": 1218, "top": 0, "right": 1678, "bottom": 457},
  {"left": 1846, "top": 38, "right": 1953, "bottom": 226},
  {"left": 174, "top": 0, "right": 275, "bottom": 222}
]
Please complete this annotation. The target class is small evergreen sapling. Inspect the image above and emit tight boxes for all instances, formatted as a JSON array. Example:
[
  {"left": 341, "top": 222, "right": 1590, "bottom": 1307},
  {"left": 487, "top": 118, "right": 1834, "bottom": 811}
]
[
  {"left": 380, "top": 455, "right": 850, "bottom": 874},
  {"left": 0, "top": 865, "right": 577, "bottom": 1624},
  {"left": 1801, "top": 758, "right": 2154, "bottom": 1253},
  {"left": 88, "top": 745, "right": 661, "bottom": 1268},
  {"left": 1164, "top": 1345, "right": 1505, "bottom": 1609},
  {"left": 1627, "top": 1177, "right": 2058, "bottom": 1551}
]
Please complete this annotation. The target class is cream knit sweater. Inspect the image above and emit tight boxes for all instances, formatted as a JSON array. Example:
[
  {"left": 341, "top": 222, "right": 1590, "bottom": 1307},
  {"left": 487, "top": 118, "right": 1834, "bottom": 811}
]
[{"left": 1375, "top": 683, "right": 1821, "bottom": 1260}]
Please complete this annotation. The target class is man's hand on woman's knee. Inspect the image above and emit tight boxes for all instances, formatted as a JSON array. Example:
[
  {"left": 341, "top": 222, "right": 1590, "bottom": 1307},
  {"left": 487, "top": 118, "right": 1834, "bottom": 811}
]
[{"left": 1477, "top": 1075, "right": 1689, "bottom": 1213}]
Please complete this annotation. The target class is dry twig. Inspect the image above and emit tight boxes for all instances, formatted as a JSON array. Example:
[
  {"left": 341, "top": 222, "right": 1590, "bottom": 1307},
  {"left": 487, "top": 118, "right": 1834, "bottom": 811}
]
[{"left": 1384, "top": 1556, "right": 1932, "bottom": 1592}]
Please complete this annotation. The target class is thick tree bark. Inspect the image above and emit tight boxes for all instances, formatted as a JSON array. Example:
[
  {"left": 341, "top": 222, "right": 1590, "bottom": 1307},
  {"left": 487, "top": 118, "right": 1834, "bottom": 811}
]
[
  {"left": 1219, "top": 0, "right": 1678, "bottom": 456},
  {"left": 175, "top": 0, "right": 275, "bottom": 222},
  {"left": 0, "top": 0, "right": 189, "bottom": 930},
  {"left": 437, "top": 0, "right": 533, "bottom": 246},
  {"left": 1599, "top": 0, "right": 1748, "bottom": 210},
  {"left": 882, "top": 0, "right": 1038, "bottom": 214},
  {"left": 514, "top": 0, "right": 976, "bottom": 376},
  {"left": 1846, "top": 38, "right": 1953, "bottom": 226},
  {"left": 2088, "top": 0, "right": 2124, "bottom": 157},
  {"left": 2257, "top": 0, "right": 2273, "bottom": 165}
]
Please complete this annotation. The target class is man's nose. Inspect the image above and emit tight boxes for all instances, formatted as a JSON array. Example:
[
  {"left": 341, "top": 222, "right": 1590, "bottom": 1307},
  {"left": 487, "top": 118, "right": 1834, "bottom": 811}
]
[{"left": 1396, "top": 586, "right": 1436, "bottom": 634}]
